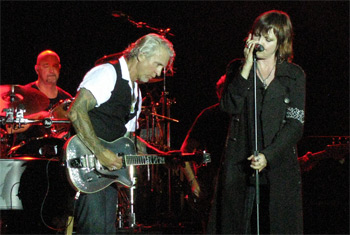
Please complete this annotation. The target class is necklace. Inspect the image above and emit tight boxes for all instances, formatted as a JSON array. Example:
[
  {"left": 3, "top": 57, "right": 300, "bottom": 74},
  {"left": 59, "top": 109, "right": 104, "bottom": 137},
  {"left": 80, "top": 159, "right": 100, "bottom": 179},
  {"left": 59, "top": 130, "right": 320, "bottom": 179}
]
[{"left": 257, "top": 64, "right": 275, "bottom": 89}]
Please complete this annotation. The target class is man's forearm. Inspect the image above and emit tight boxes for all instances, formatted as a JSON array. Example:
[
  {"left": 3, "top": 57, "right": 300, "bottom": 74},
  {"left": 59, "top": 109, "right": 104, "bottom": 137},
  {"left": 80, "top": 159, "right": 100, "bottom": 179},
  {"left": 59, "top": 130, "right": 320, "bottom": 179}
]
[{"left": 67, "top": 88, "right": 104, "bottom": 154}]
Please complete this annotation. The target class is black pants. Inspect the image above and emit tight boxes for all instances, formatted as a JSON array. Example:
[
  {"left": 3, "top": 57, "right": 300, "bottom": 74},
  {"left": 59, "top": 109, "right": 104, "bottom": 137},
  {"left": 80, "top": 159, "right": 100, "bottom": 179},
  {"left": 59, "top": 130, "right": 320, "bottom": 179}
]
[{"left": 75, "top": 185, "right": 118, "bottom": 234}]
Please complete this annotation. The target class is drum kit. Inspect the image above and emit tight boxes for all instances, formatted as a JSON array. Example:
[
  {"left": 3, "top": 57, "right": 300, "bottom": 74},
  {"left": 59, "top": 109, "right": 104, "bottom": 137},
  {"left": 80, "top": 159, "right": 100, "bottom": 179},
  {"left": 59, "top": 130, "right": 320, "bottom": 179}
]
[{"left": 0, "top": 84, "right": 71, "bottom": 159}]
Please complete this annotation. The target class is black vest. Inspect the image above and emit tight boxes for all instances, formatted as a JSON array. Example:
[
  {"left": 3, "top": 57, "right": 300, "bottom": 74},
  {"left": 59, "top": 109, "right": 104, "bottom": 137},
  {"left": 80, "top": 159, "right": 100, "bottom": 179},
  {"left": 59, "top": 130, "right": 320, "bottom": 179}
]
[{"left": 88, "top": 61, "right": 136, "bottom": 141}]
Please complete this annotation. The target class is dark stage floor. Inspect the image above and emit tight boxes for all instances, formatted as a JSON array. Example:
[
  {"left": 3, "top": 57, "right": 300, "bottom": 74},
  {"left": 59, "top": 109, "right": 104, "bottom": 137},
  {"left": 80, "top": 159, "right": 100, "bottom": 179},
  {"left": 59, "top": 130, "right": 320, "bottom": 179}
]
[{"left": 1, "top": 161, "right": 348, "bottom": 235}]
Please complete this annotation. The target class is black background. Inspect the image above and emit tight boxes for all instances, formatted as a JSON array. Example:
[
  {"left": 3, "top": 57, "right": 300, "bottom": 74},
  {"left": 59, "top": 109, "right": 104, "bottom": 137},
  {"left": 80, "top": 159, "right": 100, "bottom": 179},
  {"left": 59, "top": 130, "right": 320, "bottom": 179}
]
[{"left": 1, "top": 1, "right": 349, "bottom": 150}]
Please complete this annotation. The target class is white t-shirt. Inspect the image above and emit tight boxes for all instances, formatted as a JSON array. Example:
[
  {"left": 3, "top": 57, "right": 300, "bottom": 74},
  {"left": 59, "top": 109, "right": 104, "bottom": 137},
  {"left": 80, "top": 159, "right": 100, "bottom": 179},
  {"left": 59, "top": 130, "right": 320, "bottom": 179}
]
[{"left": 78, "top": 56, "right": 142, "bottom": 132}]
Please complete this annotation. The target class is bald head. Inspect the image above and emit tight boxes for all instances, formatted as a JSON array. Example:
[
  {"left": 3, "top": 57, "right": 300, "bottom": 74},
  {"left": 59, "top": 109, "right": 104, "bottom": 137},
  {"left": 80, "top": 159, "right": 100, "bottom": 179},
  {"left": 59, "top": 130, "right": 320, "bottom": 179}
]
[
  {"left": 35, "top": 50, "right": 61, "bottom": 85},
  {"left": 36, "top": 50, "right": 60, "bottom": 65}
]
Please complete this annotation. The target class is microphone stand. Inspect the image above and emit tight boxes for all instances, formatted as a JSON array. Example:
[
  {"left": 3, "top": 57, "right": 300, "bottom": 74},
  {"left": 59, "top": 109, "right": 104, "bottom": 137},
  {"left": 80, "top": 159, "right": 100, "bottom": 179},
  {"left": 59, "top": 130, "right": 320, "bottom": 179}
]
[{"left": 253, "top": 51, "right": 260, "bottom": 235}]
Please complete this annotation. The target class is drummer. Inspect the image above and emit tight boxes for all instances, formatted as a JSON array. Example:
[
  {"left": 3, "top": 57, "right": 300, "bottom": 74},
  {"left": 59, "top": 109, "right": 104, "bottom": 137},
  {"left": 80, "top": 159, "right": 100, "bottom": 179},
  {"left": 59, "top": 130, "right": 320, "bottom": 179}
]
[{"left": 6, "top": 50, "right": 72, "bottom": 143}]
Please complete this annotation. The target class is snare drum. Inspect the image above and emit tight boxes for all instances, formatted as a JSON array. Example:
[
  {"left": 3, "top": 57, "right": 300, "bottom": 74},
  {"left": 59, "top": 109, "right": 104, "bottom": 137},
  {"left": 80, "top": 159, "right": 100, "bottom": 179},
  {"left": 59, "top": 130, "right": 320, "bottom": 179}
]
[{"left": 49, "top": 98, "right": 73, "bottom": 139}]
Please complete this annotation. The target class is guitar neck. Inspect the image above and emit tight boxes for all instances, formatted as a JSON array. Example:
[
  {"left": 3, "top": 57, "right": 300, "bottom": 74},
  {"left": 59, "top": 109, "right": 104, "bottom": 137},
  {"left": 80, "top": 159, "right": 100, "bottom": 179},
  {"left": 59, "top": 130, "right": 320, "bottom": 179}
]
[
  {"left": 123, "top": 154, "right": 166, "bottom": 166},
  {"left": 123, "top": 152, "right": 209, "bottom": 167}
]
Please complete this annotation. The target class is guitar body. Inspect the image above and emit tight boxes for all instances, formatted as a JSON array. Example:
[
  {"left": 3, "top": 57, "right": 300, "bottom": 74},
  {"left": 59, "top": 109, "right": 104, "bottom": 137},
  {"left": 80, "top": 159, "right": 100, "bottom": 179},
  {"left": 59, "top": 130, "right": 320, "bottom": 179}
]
[{"left": 63, "top": 135, "right": 135, "bottom": 194}]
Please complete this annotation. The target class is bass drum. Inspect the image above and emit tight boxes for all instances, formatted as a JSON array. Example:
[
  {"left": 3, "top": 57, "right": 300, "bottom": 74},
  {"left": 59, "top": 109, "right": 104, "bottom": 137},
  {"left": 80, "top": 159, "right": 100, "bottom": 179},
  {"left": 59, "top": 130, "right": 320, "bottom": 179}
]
[
  {"left": 49, "top": 98, "right": 73, "bottom": 139},
  {"left": 8, "top": 137, "right": 65, "bottom": 159}
]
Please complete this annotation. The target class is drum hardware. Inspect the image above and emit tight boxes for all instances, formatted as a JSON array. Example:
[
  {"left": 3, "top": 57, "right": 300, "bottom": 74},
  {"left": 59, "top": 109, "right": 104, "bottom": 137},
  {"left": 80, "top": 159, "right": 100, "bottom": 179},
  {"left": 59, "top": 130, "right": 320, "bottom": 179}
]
[
  {"left": 1, "top": 103, "right": 70, "bottom": 127},
  {"left": 1, "top": 107, "right": 23, "bottom": 128},
  {"left": 145, "top": 110, "right": 179, "bottom": 123},
  {"left": 1, "top": 107, "right": 70, "bottom": 159},
  {"left": 128, "top": 165, "right": 137, "bottom": 228},
  {"left": 1, "top": 116, "right": 70, "bottom": 127}
]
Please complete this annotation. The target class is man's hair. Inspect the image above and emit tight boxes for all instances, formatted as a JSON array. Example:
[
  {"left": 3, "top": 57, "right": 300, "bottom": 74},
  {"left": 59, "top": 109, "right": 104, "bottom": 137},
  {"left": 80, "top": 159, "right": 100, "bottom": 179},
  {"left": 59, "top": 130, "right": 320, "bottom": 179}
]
[{"left": 123, "top": 33, "right": 176, "bottom": 75}]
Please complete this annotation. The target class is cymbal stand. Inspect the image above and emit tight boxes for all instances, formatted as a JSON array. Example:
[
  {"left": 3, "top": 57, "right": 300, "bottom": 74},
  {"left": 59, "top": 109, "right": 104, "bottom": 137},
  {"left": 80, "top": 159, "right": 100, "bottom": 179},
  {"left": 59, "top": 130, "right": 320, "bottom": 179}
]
[
  {"left": 160, "top": 68, "right": 171, "bottom": 149},
  {"left": 15, "top": 108, "right": 25, "bottom": 129},
  {"left": 129, "top": 164, "right": 137, "bottom": 228},
  {"left": 160, "top": 68, "right": 174, "bottom": 215},
  {"left": 10, "top": 84, "right": 16, "bottom": 103},
  {"left": 151, "top": 104, "right": 158, "bottom": 144}
]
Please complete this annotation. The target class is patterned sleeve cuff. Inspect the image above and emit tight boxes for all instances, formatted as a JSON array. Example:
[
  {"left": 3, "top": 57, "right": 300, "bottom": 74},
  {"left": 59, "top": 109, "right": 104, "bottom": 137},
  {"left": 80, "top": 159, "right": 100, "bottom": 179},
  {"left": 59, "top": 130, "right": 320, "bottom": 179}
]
[{"left": 286, "top": 107, "right": 305, "bottom": 124}]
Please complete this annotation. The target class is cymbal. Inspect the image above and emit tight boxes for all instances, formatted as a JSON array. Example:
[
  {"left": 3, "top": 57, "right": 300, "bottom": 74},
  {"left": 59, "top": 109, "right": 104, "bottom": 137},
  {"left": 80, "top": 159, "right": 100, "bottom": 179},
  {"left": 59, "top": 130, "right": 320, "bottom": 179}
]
[{"left": 0, "top": 84, "right": 50, "bottom": 116}]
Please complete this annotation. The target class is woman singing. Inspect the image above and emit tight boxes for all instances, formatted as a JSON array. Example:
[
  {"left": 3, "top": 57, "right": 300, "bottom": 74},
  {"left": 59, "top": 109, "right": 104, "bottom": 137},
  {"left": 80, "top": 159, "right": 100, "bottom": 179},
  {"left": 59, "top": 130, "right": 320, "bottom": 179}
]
[{"left": 209, "top": 10, "right": 305, "bottom": 234}]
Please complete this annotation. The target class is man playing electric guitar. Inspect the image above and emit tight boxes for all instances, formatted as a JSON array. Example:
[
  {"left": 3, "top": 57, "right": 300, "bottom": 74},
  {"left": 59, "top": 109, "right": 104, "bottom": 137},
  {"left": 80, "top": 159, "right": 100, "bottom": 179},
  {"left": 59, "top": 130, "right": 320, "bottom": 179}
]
[{"left": 67, "top": 34, "right": 175, "bottom": 234}]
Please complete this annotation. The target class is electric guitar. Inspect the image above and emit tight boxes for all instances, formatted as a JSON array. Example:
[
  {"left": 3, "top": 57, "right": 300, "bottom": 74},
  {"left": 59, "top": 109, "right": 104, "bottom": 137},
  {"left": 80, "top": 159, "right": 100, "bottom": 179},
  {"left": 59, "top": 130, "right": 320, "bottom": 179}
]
[{"left": 63, "top": 135, "right": 211, "bottom": 194}]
